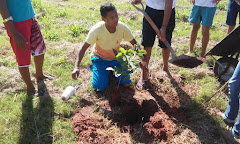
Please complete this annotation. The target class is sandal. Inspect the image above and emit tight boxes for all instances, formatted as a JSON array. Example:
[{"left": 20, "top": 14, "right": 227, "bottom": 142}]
[
  {"left": 27, "top": 89, "right": 38, "bottom": 97},
  {"left": 136, "top": 80, "right": 147, "bottom": 90}
]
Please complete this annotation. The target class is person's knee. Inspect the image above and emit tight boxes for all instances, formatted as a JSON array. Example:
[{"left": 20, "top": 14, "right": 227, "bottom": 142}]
[
  {"left": 92, "top": 81, "right": 108, "bottom": 91},
  {"left": 192, "top": 24, "right": 200, "bottom": 31}
]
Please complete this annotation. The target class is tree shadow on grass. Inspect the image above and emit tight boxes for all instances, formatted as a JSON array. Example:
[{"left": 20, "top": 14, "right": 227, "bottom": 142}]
[{"left": 19, "top": 81, "right": 54, "bottom": 144}]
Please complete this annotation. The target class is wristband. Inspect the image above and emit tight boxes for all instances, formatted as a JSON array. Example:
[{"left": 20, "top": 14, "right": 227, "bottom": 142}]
[
  {"left": 3, "top": 16, "right": 13, "bottom": 23},
  {"left": 162, "top": 24, "right": 167, "bottom": 28}
]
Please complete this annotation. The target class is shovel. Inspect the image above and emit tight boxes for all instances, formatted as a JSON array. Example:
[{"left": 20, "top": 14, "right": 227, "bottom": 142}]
[{"left": 132, "top": 2, "right": 205, "bottom": 68}]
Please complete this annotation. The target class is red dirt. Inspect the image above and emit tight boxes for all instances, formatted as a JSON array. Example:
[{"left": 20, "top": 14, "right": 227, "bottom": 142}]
[{"left": 71, "top": 73, "right": 194, "bottom": 143}]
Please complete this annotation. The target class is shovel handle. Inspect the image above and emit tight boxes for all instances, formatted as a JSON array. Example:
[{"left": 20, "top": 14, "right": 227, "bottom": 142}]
[{"left": 132, "top": 2, "right": 177, "bottom": 59}]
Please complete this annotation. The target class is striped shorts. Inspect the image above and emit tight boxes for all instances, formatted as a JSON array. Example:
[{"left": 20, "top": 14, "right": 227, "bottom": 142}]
[{"left": 5, "top": 17, "right": 46, "bottom": 67}]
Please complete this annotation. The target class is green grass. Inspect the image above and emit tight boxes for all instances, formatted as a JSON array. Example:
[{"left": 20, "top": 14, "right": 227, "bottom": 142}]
[{"left": 0, "top": 0, "right": 233, "bottom": 143}]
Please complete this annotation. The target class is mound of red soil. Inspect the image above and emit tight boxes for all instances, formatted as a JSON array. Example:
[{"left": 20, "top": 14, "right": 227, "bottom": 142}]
[
  {"left": 142, "top": 111, "right": 178, "bottom": 141},
  {"left": 71, "top": 107, "right": 113, "bottom": 144},
  {"left": 71, "top": 74, "right": 191, "bottom": 143}
]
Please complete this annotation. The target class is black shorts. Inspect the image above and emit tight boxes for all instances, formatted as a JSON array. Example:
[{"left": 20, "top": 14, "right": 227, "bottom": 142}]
[{"left": 141, "top": 6, "right": 175, "bottom": 48}]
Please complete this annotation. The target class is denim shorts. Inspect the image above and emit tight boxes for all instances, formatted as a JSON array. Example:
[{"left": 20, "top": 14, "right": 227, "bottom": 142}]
[
  {"left": 141, "top": 6, "right": 175, "bottom": 48},
  {"left": 226, "top": 0, "right": 240, "bottom": 26},
  {"left": 91, "top": 57, "right": 131, "bottom": 91},
  {"left": 188, "top": 5, "right": 217, "bottom": 26}
]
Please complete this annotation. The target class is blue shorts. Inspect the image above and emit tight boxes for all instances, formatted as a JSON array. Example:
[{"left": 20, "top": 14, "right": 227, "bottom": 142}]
[
  {"left": 226, "top": 0, "right": 240, "bottom": 26},
  {"left": 188, "top": 5, "right": 217, "bottom": 26},
  {"left": 91, "top": 57, "right": 131, "bottom": 91},
  {"left": 141, "top": 6, "right": 175, "bottom": 48}
]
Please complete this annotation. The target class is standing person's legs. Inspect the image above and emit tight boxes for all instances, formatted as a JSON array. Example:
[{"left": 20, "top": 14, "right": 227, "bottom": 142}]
[
  {"left": 201, "top": 26, "right": 210, "bottom": 57},
  {"left": 142, "top": 46, "right": 152, "bottom": 80},
  {"left": 189, "top": 24, "right": 200, "bottom": 53},
  {"left": 224, "top": 62, "right": 240, "bottom": 134},
  {"left": 138, "top": 6, "right": 157, "bottom": 86},
  {"left": 162, "top": 48, "right": 170, "bottom": 72},
  {"left": 30, "top": 18, "right": 48, "bottom": 81},
  {"left": 159, "top": 9, "right": 175, "bottom": 73},
  {"left": 201, "top": 6, "right": 216, "bottom": 57},
  {"left": 5, "top": 19, "right": 36, "bottom": 95},
  {"left": 34, "top": 54, "right": 46, "bottom": 80},
  {"left": 228, "top": 25, "right": 235, "bottom": 34},
  {"left": 188, "top": 5, "right": 201, "bottom": 53},
  {"left": 19, "top": 67, "right": 35, "bottom": 95},
  {"left": 226, "top": 0, "right": 239, "bottom": 34}
]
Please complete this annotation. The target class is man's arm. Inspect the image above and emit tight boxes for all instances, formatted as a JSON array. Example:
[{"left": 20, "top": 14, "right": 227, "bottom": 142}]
[
  {"left": 72, "top": 42, "right": 90, "bottom": 80},
  {"left": 129, "top": 38, "right": 141, "bottom": 51},
  {"left": 160, "top": 0, "right": 173, "bottom": 39},
  {"left": 0, "top": 0, "right": 27, "bottom": 50}
]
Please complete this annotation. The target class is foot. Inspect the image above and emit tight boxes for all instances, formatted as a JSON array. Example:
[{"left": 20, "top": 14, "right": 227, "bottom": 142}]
[
  {"left": 27, "top": 88, "right": 37, "bottom": 96},
  {"left": 140, "top": 61, "right": 149, "bottom": 80},
  {"left": 35, "top": 74, "right": 54, "bottom": 81},
  {"left": 187, "top": 50, "right": 193, "bottom": 55},
  {"left": 230, "top": 129, "right": 240, "bottom": 139},
  {"left": 162, "top": 69, "right": 172, "bottom": 79},
  {"left": 217, "top": 111, "right": 235, "bottom": 127},
  {"left": 136, "top": 79, "right": 147, "bottom": 90},
  {"left": 197, "top": 57, "right": 208, "bottom": 63}
]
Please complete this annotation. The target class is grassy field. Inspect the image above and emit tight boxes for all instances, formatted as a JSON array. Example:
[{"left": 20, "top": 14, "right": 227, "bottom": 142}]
[{"left": 0, "top": 0, "right": 237, "bottom": 143}]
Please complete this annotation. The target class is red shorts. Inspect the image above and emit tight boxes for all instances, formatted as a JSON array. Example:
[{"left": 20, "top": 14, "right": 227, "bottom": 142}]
[{"left": 5, "top": 18, "right": 46, "bottom": 67}]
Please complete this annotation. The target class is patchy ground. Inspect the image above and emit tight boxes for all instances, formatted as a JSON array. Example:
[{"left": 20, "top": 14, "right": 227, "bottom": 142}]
[{"left": 70, "top": 60, "right": 212, "bottom": 143}]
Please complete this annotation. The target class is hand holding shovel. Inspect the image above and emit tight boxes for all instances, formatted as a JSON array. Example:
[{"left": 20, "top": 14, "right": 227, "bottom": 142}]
[{"left": 132, "top": 2, "right": 205, "bottom": 68}]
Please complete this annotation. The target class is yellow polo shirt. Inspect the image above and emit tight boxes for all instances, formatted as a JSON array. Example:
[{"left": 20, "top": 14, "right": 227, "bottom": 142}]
[{"left": 86, "top": 21, "right": 134, "bottom": 60}]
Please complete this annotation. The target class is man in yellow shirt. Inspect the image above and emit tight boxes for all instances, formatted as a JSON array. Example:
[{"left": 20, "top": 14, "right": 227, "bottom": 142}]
[{"left": 72, "top": 2, "right": 139, "bottom": 91}]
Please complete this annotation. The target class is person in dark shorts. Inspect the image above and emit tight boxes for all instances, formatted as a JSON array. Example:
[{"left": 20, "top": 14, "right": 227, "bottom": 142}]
[
  {"left": 131, "top": 0, "right": 176, "bottom": 90},
  {"left": 226, "top": 0, "right": 240, "bottom": 34}
]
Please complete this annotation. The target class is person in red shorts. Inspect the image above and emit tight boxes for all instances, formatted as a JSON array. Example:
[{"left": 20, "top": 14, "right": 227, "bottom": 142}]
[{"left": 0, "top": 0, "right": 52, "bottom": 96}]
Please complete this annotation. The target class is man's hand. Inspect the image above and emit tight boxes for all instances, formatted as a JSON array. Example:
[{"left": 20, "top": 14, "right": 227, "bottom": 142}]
[
  {"left": 159, "top": 27, "right": 166, "bottom": 41},
  {"left": 190, "top": 0, "right": 195, "bottom": 4},
  {"left": 12, "top": 32, "right": 28, "bottom": 50},
  {"left": 156, "top": 27, "right": 166, "bottom": 42},
  {"left": 131, "top": 0, "right": 141, "bottom": 5},
  {"left": 72, "top": 68, "right": 80, "bottom": 80}
]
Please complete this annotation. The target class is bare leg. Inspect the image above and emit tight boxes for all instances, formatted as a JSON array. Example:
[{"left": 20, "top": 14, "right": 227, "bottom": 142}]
[
  {"left": 19, "top": 67, "right": 35, "bottom": 95},
  {"left": 162, "top": 48, "right": 170, "bottom": 72},
  {"left": 189, "top": 24, "right": 200, "bottom": 53},
  {"left": 201, "top": 26, "right": 210, "bottom": 57},
  {"left": 34, "top": 54, "right": 48, "bottom": 80},
  {"left": 228, "top": 25, "right": 235, "bottom": 34},
  {"left": 141, "top": 46, "right": 152, "bottom": 81}
]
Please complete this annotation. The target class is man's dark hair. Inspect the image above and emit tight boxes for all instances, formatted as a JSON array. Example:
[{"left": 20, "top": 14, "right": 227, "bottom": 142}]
[{"left": 100, "top": 2, "right": 116, "bottom": 18}]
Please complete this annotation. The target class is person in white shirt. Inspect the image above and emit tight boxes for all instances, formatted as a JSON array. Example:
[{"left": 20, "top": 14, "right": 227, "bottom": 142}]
[
  {"left": 188, "top": 0, "right": 220, "bottom": 57},
  {"left": 131, "top": 0, "right": 176, "bottom": 90}
]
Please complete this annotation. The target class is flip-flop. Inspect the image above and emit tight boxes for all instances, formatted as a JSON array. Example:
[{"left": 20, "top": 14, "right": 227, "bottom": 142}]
[
  {"left": 28, "top": 89, "right": 38, "bottom": 97},
  {"left": 43, "top": 75, "right": 54, "bottom": 81},
  {"left": 136, "top": 80, "right": 147, "bottom": 90}
]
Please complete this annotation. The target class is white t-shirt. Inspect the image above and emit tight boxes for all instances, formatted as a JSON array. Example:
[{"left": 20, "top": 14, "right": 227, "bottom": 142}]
[
  {"left": 146, "top": 0, "right": 176, "bottom": 10},
  {"left": 195, "top": 0, "right": 217, "bottom": 7}
]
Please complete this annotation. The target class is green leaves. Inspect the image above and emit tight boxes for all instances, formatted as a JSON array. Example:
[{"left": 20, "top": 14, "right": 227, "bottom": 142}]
[{"left": 108, "top": 44, "right": 147, "bottom": 82}]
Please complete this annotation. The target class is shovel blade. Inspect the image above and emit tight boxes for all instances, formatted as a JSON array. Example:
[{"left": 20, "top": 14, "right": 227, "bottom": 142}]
[{"left": 169, "top": 54, "right": 205, "bottom": 68}]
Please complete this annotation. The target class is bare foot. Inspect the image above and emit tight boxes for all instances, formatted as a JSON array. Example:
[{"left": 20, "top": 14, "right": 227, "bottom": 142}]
[
  {"left": 162, "top": 69, "right": 172, "bottom": 79},
  {"left": 197, "top": 57, "right": 208, "bottom": 63},
  {"left": 27, "top": 88, "right": 37, "bottom": 96},
  {"left": 136, "top": 79, "right": 147, "bottom": 90},
  {"left": 35, "top": 74, "right": 54, "bottom": 81}
]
